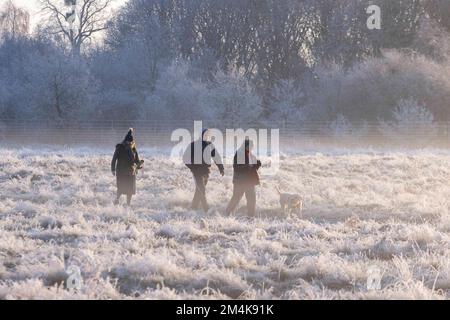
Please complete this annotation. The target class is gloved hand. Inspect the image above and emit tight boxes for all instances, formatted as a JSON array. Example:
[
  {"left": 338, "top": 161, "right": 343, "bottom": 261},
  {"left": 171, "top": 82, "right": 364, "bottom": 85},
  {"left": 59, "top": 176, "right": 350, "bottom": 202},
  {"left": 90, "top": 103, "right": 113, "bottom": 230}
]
[
  {"left": 220, "top": 170, "right": 225, "bottom": 177},
  {"left": 112, "top": 170, "right": 116, "bottom": 177}
]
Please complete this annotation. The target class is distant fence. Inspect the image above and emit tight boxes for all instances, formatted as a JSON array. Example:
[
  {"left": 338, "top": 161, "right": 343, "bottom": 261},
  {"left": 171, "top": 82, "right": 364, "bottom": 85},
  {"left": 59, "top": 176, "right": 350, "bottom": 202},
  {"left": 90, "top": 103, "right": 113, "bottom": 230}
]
[{"left": 0, "top": 119, "right": 449, "bottom": 149}]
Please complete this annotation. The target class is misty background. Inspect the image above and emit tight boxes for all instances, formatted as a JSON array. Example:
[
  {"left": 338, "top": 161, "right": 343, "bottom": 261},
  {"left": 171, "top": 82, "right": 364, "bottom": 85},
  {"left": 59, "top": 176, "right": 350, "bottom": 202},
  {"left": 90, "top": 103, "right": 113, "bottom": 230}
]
[
  {"left": 2, "top": 1, "right": 450, "bottom": 302},
  {"left": 0, "top": 0, "right": 449, "bottom": 146}
]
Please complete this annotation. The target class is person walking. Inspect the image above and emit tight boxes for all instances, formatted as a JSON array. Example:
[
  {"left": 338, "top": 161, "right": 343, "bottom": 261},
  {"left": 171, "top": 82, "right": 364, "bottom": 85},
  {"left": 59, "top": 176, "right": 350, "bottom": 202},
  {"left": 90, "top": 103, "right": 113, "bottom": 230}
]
[
  {"left": 226, "top": 138, "right": 261, "bottom": 217},
  {"left": 183, "top": 128, "right": 224, "bottom": 212},
  {"left": 111, "top": 128, "right": 144, "bottom": 206}
]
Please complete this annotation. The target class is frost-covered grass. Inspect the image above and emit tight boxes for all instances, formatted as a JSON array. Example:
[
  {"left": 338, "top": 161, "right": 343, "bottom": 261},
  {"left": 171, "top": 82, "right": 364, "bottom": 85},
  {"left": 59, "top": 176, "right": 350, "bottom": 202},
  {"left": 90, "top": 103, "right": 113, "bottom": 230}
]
[{"left": 0, "top": 147, "right": 449, "bottom": 300}]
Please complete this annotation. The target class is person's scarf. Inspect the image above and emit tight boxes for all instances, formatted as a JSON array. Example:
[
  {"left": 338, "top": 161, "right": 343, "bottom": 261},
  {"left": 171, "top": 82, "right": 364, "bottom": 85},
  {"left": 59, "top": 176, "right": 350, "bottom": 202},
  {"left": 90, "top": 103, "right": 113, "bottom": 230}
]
[{"left": 122, "top": 140, "right": 137, "bottom": 163}]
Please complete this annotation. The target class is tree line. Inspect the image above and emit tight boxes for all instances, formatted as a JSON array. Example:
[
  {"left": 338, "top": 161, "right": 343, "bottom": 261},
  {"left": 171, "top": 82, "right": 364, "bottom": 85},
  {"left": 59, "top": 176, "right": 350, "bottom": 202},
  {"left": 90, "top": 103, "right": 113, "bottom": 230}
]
[{"left": 0, "top": 0, "right": 449, "bottom": 129}]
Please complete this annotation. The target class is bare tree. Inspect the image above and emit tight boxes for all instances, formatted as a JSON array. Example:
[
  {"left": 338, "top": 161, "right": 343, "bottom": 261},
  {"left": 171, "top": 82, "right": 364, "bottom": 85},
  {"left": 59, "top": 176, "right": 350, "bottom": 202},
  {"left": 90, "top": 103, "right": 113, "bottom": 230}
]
[
  {"left": 40, "top": 0, "right": 113, "bottom": 55},
  {"left": 0, "top": 0, "right": 30, "bottom": 39}
]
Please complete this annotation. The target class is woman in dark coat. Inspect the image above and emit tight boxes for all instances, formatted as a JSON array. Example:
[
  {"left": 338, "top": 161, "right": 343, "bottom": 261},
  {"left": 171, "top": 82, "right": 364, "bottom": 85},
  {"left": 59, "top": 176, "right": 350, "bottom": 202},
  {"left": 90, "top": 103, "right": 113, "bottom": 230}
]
[
  {"left": 111, "top": 128, "right": 143, "bottom": 206},
  {"left": 226, "top": 138, "right": 261, "bottom": 217}
]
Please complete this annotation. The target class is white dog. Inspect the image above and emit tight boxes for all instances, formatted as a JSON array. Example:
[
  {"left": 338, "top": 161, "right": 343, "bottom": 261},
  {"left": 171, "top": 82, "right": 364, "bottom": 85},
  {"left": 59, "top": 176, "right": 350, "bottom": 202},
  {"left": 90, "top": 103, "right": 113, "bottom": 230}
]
[{"left": 275, "top": 186, "right": 303, "bottom": 217}]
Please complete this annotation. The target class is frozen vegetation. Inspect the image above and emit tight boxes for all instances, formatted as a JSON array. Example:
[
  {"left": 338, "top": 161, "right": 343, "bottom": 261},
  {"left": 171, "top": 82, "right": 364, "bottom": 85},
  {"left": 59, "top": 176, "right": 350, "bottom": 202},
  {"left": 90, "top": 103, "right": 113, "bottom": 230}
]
[{"left": 0, "top": 147, "right": 449, "bottom": 299}]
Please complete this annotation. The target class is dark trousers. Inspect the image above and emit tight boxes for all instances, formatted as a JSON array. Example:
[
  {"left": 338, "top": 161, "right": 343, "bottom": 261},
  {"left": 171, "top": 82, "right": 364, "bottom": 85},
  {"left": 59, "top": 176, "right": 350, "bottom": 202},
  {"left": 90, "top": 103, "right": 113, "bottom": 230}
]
[
  {"left": 192, "top": 173, "right": 209, "bottom": 212},
  {"left": 226, "top": 184, "right": 256, "bottom": 217}
]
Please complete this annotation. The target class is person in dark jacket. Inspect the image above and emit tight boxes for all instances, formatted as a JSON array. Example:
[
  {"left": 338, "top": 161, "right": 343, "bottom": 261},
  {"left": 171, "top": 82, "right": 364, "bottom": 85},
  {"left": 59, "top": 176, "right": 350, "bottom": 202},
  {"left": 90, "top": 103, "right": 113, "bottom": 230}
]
[
  {"left": 183, "top": 129, "right": 224, "bottom": 212},
  {"left": 111, "top": 128, "right": 144, "bottom": 206},
  {"left": 226, "top": 138, "right": 261, "bottom": 217}
]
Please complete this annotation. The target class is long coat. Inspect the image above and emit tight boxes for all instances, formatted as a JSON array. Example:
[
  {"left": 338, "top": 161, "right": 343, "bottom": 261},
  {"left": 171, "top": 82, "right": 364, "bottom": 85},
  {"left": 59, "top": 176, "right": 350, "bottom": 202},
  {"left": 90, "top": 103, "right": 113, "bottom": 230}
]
[
  {"left": 111, "top": 142, "right": 141, "bottom": 195},
  {"left": 232, "top": 150, "right": 261, "bottom": 187}
]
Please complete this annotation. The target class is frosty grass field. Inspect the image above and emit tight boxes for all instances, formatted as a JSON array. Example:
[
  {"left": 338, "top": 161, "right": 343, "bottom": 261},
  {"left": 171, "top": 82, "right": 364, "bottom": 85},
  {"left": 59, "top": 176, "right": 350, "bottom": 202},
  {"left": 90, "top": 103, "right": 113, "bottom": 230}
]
[{"left": 1, "top": 146, "right": 450, "bottom": 300}]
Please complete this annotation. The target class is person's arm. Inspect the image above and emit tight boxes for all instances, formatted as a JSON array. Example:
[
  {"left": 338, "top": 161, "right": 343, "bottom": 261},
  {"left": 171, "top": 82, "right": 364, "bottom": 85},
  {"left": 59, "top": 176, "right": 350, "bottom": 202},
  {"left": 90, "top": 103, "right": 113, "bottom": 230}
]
[
  {"left": 211, "top": 145, "right": 225, "bottom": 175},
  {"left": 134, "top": 148, "right": 144, "bottom": 168},
  {"left": 183, "top": 143, "right": 194, "bottom": 169},
  {"left": 133, "top": 147, "right": 140, "bottom": 163},
  {"left": 111, "top": 147, "right": 119, "bottom": 175},
  {"left": 255, "top": 159, "right": 262, "bottom": 170},
  {"left": 249, "top": 153, "right": 261, "bottom": 170},
  {"left": 248, "top": 153, "right": 261, "bottom": 170}
]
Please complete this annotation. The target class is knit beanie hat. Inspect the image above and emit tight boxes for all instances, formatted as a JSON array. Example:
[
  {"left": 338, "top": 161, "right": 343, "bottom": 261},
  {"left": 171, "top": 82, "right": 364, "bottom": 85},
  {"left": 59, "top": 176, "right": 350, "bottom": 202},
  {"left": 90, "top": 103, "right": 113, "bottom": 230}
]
[{"left": 124, "top": 128, "right": 134, "bottom": 143}]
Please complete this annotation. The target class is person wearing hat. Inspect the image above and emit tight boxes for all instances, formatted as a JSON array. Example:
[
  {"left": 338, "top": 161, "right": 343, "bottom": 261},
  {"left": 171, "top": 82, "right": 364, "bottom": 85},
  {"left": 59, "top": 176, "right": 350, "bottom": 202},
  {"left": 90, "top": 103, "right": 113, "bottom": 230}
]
[
  {"left": 111, "top": 128, "right": 144, "bottom": 206},
  {"left": 183, "top": 128, "right": 225, "bottom": 212},
  {"left": 226, "top": 138, "right": 261, "bottom": 217}
]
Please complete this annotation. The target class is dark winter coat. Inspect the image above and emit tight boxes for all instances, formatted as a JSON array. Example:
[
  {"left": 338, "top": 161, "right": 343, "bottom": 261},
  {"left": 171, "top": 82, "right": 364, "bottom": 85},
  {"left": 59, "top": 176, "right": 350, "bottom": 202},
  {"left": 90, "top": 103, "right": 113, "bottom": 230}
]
[
  {"left": 232, "top": 149, "right": 261, "bottom": 187},
  {"left": 183, "top": 140, "right": 224, "bottom": 176},
  {"left": 111, "top": 142, "right": 141, "bottom": 195}
]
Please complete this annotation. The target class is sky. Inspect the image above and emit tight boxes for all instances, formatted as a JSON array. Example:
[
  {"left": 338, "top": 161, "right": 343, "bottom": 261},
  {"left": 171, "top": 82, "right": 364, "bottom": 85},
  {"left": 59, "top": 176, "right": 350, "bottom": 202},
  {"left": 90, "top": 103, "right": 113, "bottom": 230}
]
[{"left": 6, "top": 0, "right": 128, "bottom": 32}]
